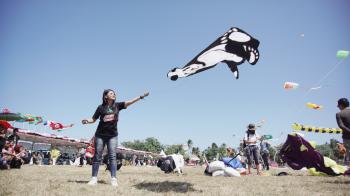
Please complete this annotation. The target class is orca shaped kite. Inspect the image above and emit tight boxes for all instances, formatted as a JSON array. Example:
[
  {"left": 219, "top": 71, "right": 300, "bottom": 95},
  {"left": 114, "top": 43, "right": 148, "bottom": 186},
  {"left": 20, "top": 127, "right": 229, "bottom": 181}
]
[{"left": 167, "top": 27, "right": 260, "bottom": 81}]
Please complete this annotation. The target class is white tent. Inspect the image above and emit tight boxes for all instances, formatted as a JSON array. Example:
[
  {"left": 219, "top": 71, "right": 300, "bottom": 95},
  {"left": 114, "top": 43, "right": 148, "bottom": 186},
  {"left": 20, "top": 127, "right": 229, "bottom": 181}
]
[
  {"left": 159, "top": 149, "right": 166, "bottom": 157},
  {"left": 190, "top": 155, "right": 200, "bottom": 161}
]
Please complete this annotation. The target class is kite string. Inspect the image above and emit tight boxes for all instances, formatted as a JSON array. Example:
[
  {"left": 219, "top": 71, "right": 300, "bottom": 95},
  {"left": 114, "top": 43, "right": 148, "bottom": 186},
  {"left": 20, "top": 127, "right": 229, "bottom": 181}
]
[
  {"left": 148, "top": 79, "right": 188, "bottom": 97},
  {"left": 295, "top": 57, "right": 347, "bottom": 121},
  {"left": 304, "top": 58, "right": 345, "bottom": 97},
  {"left": 297, "top": 59, "right": 344, "bottom": 132}
]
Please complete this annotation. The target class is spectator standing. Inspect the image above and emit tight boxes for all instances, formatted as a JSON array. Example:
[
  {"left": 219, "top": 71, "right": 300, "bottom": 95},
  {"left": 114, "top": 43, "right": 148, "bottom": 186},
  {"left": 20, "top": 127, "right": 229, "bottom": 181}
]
[
  {"left": 336, "top": 98, "right": 350, "bottom": 165},
  {"left": 260, "top": 136, "right": 270, "bottom": 170},
  {"left": 243, "top": 123, "right": 262, "bottom": 175},
  {"left": 82, "top": 89, "right": 149, "bottom": 186}
]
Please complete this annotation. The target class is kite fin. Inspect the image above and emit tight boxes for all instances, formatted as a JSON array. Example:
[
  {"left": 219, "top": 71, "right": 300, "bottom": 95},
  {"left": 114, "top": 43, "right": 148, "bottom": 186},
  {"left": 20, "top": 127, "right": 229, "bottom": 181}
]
[{"left": 225, "top": 61, "right": 239, "bottom": 79}]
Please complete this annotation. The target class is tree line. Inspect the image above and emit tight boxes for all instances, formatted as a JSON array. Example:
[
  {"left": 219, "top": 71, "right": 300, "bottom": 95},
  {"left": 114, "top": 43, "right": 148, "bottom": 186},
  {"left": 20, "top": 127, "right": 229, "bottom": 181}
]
[{"left": 122, "top": 137, "right": 345, "bottom": 162}]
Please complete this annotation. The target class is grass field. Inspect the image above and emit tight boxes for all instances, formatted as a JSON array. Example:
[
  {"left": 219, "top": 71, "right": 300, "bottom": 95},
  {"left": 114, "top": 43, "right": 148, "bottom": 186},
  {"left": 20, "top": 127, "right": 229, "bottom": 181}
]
[{"left": 1, "top": 165, "right": 350, "bottom": 196}]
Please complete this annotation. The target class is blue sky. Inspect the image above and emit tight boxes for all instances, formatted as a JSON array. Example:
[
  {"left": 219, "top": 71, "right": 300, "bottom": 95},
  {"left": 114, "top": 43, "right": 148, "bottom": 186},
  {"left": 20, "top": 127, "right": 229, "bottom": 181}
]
[{"left": 1, "top": 0, "right": 349, "bottom": 150}]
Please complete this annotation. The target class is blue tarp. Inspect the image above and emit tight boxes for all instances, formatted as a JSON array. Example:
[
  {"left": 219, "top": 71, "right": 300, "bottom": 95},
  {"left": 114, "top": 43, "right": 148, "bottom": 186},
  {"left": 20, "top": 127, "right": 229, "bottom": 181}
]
[{"left": 222, "top": 157, "right": 243, "bottom": 169}]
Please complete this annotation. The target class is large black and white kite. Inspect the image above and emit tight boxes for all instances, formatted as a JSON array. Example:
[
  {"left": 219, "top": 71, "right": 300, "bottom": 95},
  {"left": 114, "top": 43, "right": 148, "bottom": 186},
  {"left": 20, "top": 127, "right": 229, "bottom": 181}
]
[{"left": 167, "top": 27, "right": 260, "bottom": 81}]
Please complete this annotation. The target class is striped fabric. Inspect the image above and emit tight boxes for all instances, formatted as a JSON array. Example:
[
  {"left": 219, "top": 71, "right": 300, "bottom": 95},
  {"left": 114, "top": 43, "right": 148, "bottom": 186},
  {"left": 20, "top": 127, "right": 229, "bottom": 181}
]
[{"left": 292, "top": 123, "right": 342, "bottom": 134}]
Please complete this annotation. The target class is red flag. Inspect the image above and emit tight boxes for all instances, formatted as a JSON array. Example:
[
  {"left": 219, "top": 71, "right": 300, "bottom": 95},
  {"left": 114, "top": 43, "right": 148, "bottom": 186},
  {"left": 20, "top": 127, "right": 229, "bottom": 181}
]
[{"left": 49, "top": 121, "right": 74, "bottom": 131}]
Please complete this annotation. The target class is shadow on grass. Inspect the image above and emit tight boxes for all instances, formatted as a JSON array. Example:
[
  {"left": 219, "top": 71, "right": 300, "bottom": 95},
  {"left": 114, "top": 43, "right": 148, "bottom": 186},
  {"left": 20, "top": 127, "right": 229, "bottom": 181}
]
[
  {"left": 134, "top": 181, "right": 201, "bottom": 193},
  {"left": 67, "top": 180, "right": 108, "bottom": 184},
  {"left": 324, "top": 179, "right": 350, "bottom": 185}
]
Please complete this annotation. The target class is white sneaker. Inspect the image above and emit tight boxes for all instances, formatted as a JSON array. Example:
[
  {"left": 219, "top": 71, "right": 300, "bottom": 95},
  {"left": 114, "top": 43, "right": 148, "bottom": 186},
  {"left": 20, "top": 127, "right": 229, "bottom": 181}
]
[
  {"left": 87, "top": 177, "right": 97, "bottom": 185},
  {"left": 111, "top": 177, "right": 118, "bottom": 187}
]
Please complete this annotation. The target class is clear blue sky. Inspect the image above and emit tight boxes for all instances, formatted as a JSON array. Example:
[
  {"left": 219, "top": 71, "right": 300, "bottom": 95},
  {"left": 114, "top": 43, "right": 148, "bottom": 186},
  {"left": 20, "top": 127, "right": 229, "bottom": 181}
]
[{"left": 1, "top": 0, "right": 349, "bottom": 150}]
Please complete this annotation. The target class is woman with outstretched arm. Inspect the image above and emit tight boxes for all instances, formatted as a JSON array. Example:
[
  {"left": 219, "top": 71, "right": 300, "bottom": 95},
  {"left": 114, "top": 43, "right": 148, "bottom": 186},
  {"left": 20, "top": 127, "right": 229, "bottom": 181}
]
[{"left": 82, "top": 89, "right": 149, "bottom": 187}]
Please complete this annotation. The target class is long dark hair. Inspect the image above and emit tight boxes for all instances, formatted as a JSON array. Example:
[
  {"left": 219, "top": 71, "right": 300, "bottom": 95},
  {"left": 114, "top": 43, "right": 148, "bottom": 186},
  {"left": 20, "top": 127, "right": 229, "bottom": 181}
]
[
  {"left": 247, "top": 129, "right": 256, "bottom": 135},
  {"left": 102, "top": 89, "right": 115, "bottom": 105}
]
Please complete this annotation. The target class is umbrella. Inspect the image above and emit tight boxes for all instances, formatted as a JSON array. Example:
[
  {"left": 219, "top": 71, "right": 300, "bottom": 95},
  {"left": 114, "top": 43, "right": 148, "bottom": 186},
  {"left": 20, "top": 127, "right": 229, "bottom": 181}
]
[
  {"left": 0, "top": 120, "right": 13, "bottom": 129},
  {"left": 0, "top": 113, "right": 23, "bottom": 121}
]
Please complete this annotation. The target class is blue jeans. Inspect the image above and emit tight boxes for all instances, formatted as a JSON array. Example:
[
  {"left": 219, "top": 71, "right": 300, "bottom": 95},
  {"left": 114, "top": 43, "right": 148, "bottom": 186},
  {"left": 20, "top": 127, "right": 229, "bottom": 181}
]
[{"left": 92, "top": 136, "right": 118, "bottom": 177}]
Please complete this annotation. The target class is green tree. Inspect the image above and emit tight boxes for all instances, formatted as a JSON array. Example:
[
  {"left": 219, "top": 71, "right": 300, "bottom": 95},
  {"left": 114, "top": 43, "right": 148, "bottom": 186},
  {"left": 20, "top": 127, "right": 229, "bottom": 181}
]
[
  {"left": 192, "top": 147, "right": 200, "bottom": 156},
  {"left": 164, "top": 144, "right": 185, "bottom": 155},
  {"left": 144, "top": 137, "right": 163, "bottom": 153},
  {"left": 268, "top": 145, "right": 277, "bottom": 161},
  {"left": 272, "top": 143, "right": 284, "bottom": 164},
  {"left": 313, "top": 139, "right": 343, "bottom": 161},
  {"left": 121, "top": 139, "right": 145, "bottom": 151},
  {"left": 211, "top": 143, "right": 218, "bottom": 149},
  {"left": 218, "top": 143, "right": 227, "bottom": 158},
  {"left": 121, "top": 137, "right": 163, "bottom": 153},
  {"left": 329, "top": 139, "right": 342, "bottom": 160},
  {"left": 204, "top": 143, "right": 227, "bottom": 161},
  {"left": 316, "top": 143, "right": 334, "bottom": 159}
]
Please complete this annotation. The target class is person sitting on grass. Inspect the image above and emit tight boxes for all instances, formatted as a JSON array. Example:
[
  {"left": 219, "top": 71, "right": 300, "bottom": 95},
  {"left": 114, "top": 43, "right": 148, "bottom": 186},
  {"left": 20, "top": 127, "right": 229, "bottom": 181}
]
[
  {"left": 1, "top": 140, "right": 15, "bottom": 169},
  {"left": 10, "top": 144, "right": 26, "bottom": 169}
]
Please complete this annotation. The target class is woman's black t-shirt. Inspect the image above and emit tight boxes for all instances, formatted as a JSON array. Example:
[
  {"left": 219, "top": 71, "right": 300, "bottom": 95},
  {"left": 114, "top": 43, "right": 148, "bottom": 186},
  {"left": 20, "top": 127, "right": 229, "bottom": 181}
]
[{"left": 92, "top": 102, "right": 126, "bottom": 138}]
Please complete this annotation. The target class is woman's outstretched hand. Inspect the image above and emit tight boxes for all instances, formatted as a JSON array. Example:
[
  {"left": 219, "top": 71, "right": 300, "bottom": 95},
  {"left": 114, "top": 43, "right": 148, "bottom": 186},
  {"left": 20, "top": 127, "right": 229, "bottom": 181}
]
[
  {"left": 82, "top": 119, "right": 88, "bottom": 124},
  {"left": 140, "top": 92, "right": 149, "bottom": 99}
]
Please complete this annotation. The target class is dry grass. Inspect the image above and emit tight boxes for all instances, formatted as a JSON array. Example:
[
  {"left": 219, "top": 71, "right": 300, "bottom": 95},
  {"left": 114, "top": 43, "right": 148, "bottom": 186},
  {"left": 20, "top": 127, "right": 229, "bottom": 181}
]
[{"left": 1, "top": 165, "right": 350, "bottom": 196}]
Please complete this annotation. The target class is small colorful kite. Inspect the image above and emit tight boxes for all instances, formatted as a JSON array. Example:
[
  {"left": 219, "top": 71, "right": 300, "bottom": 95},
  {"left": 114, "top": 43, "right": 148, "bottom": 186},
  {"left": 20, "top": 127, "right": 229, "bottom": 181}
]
[
  {"left": 47, "top": 121, "right": 74, "bottom": 131},
  {"left": 21, "top": 114, "right": 36, "bottom": 122},
  {"left": 256, "top": 119, "right": 266, "bottom": 128},
  {"left": 284, "top": 82, "right": 299, "bottom": 90},
  {"left": 167, "top": 27, "right": 260, "bottom": 81},
  {"left": 283, "top": 82, "right": 323, "bottom": 91},
  {"left": 35, "top": 116, "right": 43, "bottom": 125},
  {"left": 263, "top": 135, "right": 273, "bottom": 140},
  {"left": 336, "top": 50, "right": 349, "bottom": 59},
  {"left": 292, "top": 123, "right": 342, "bottom": 134},
  {"left": 306, "top": 102, "right": 323, "bottom": 110}
]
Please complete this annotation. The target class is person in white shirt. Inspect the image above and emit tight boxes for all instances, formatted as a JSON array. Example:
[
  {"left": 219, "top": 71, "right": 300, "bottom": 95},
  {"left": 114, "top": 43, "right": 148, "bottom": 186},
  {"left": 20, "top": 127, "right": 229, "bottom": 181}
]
[{"left": 243, "top": 123, "right": 262, "bottom": 175}]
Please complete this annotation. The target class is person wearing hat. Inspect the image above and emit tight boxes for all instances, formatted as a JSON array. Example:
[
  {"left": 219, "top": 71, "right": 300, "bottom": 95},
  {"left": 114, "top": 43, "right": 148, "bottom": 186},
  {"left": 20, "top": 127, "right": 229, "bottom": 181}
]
[{"left": 243, "top": 123, "right": 262, "bottom": 175}]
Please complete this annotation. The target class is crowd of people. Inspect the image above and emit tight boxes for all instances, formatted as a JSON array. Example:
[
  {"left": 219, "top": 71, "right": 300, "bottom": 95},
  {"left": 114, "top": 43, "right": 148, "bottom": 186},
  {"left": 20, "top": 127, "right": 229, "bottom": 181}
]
[
  {"left": 0, "top": 119, "right": 281, "bottom": 178},
  {"left": 1, "top": 95, "right": 349, "bottom": 187},
  {"left": 211, "top": 125, "right": 273, "bottom": 176},
  {"left": 0, "top": 127, "right": 30, "bottom": 169},
  {"left": 234, "top": 97, "right": 350, "bottom": 175},
  {"left": 0, "top": 125, "right": 160, "bottom": 170},
  {"left": 0, "top": 122, "right": 93, "bottom": 169}
]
